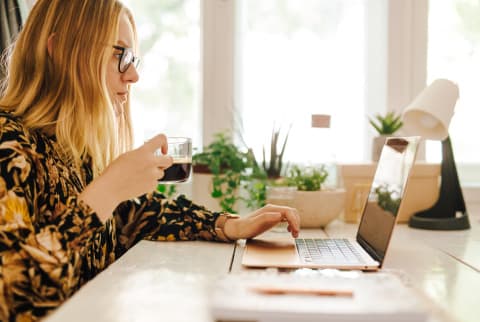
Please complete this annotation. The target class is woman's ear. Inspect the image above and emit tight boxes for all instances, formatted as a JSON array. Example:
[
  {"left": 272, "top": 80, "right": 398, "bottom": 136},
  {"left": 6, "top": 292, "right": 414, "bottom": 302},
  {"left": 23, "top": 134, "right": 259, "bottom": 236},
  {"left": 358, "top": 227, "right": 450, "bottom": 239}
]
[{"left": 47, "top": 34, "right": 56, "bottom": 58}]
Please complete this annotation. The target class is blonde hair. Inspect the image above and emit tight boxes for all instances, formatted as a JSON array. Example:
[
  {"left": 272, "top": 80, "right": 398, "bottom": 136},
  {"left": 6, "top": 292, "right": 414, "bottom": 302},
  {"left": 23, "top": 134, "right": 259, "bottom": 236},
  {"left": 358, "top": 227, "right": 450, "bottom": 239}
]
[{"left": 0, "top": 0, "right": 136, "bottom": 176}]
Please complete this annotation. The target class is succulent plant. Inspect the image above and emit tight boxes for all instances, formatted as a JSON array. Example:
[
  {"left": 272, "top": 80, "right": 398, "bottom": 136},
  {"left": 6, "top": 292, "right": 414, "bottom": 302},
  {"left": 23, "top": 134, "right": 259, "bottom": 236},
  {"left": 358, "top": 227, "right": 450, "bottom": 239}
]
[{"left": 369, "top": 112, "right": 403, "bottom": 135}]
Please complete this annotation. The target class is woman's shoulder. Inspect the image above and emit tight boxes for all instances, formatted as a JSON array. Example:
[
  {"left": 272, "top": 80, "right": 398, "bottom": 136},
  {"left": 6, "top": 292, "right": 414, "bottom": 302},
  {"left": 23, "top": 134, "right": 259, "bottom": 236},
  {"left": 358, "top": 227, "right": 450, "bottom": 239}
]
[
  {"left": 0, "top": 110, "right": 35, "bottom": 145},
  {"left": 0, "top": 110, "right": 26, "bottom": 133}
]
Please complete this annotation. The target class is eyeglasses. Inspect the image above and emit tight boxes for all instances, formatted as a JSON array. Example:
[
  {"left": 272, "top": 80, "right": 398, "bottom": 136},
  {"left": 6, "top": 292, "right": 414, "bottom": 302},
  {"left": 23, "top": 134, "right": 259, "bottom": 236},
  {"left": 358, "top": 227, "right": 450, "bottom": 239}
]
[{"left": 112, "top": 45, "right": 140, "bottom": 73}]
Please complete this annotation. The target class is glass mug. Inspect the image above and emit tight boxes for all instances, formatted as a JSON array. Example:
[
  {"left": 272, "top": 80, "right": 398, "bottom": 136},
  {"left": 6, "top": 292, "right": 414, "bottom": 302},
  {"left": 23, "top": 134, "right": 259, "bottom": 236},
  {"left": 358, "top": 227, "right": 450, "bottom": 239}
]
[{"left": 157, "top": 137, "right": 192, "bottom": 183}]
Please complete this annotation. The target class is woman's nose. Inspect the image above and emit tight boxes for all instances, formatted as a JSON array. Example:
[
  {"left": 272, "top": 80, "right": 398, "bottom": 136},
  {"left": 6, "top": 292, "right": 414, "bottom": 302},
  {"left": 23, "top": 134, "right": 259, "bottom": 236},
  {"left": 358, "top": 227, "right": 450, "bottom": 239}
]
[{"left": 123, "top": 64, "right": 139, "bottom": 83}]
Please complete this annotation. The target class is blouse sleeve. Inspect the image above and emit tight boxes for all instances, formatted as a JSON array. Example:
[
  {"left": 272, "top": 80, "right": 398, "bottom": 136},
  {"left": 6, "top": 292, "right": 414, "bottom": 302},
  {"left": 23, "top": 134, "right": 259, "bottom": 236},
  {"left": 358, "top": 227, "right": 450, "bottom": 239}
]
[
  {"left": 0, "top": 115, "right": 108, "bottom": 320},
  {"left": 113, "top": 192, "right": 227, "bottom": 250}
]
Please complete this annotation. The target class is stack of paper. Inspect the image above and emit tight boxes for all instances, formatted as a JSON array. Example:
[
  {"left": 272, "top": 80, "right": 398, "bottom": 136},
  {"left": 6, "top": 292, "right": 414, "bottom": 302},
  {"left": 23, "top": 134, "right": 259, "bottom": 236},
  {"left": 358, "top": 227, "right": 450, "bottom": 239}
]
[{"left": 210, "top": 269, "right": 428, "bottom": 322}]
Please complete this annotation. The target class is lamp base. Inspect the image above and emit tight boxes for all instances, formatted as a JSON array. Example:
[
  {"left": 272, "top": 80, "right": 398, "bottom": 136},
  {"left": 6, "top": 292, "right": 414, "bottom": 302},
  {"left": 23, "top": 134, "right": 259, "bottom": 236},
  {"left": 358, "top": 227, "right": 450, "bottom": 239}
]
[
  {"left": 408, "top": 212, "right": 470, "bottom": 230},
  {"left": 407, "top": 136, "right": 470, "bottom": 231}
]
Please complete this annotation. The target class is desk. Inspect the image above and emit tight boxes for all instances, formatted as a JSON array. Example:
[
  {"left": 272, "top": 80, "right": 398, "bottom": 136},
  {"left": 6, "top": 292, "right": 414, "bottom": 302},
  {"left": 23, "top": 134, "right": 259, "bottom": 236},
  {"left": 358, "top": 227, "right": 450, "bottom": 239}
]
[{"left": 46, "top": 208, "right": 480, "bottom": 322}]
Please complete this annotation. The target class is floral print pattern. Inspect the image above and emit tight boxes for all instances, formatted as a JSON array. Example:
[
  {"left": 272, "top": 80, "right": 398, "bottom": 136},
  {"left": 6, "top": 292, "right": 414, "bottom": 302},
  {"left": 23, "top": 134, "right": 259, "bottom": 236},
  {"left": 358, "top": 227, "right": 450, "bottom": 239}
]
[{"left": 0, "top": 111, "right": 224, "bottom": 321}]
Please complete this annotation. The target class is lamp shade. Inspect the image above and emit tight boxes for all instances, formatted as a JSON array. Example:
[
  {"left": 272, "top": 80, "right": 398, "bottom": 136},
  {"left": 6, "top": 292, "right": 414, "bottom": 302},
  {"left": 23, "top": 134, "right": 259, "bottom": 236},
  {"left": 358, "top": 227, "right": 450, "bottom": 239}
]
[{"left": 402, "top": 79, "right": 459, "bottom": 140}]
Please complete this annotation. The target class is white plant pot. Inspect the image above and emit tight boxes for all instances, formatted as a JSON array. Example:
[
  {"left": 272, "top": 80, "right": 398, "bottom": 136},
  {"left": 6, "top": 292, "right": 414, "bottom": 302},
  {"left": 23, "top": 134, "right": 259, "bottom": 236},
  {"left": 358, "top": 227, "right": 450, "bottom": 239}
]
[
  {"left": 293, "top": 188, "right": 346, "bottom": 228},
  {"left": 191, "top": 172, "right": 239, "bottom": 212},
  {"left": 191, "top": 173, "right": 222, "bottom": 212},
  {"left": 372, "top": 135, "right": 389, "bottom": 162}
]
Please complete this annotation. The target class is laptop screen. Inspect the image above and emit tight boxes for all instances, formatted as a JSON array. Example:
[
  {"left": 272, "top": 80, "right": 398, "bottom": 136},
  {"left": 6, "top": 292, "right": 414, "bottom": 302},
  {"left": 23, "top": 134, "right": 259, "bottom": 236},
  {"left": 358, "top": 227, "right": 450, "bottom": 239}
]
[{"left": 356, "top": 137, "right": 419, "bottom": 264}]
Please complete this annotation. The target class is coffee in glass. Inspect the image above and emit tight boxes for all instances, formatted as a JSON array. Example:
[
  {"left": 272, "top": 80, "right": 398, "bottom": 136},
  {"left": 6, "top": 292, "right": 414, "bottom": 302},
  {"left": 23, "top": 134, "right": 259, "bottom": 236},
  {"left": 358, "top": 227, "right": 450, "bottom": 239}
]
[{"left": 158, "top": 137, "right": 192, "bottom": 183}]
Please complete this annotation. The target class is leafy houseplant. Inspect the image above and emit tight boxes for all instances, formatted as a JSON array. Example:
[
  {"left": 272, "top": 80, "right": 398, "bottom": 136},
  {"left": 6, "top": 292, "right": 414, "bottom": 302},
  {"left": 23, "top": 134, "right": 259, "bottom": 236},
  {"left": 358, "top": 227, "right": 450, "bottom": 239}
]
[
  {"left": 374, "top": 184, "right": 401, "bottom": 215},
  {"left": 369, "top": 111, "right": 404, "bottom": 161},
  {"left": 242, "top": 126, "right": 291, "bottom": 210},
  {"left": 369, "top": 111, "right": 403, "bottom": 135},
  {"left": 286, "top": 165, "right": 329, "bottom": 191},
  {"left": 192, "top": 132, "right": 250, "bottom": 213},
  {"left": 261, "top": 126, "right": 291, "bottom": 179},
  {"left": 284, "top": 165, "right": 345, "bottom": 228},
  {"left": 157, "top": 183, "right": 177, "bottom": 198}
]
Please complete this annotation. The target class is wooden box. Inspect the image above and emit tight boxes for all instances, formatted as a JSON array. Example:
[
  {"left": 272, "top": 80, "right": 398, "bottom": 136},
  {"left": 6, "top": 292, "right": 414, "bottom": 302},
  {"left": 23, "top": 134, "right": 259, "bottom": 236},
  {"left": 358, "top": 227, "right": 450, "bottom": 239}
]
[{"left": 340, "top": 163, "right": 441, "bottom": 223}]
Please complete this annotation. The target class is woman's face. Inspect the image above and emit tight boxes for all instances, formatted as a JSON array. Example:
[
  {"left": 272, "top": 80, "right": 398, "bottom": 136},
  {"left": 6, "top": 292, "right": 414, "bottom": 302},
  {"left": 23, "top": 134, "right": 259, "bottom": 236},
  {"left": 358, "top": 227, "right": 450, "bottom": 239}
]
[{"left": 106, "top": 12, "right": 139, "bottom": 115}]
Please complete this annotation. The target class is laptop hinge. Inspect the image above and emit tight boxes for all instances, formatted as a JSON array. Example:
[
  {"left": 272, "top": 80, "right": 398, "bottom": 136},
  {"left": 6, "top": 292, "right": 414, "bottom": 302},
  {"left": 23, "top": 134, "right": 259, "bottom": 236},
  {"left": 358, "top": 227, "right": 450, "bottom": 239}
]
[{"left": 357, "top": 235, "right": 383, "bottom": 264}]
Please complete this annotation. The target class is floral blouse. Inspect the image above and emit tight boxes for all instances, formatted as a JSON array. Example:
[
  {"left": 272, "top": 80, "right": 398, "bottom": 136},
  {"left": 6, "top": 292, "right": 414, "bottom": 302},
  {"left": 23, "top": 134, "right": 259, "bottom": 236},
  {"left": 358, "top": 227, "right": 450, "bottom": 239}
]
[{"left": 0, "top": 111, "right": 225, "bottom": 321}]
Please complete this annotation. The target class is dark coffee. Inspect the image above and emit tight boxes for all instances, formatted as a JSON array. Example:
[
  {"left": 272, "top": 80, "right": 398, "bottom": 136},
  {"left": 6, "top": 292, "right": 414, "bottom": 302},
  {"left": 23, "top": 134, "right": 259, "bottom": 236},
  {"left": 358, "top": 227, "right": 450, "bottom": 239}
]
[{"left": 160, "top": 161, "right": 192, "bottom": 183}]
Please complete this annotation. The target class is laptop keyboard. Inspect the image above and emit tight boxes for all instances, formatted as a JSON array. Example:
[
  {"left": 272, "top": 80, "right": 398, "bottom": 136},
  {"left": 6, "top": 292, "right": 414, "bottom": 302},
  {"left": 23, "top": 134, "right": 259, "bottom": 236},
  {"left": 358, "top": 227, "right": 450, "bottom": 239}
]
[{"left": 295, "top": 238, "right": 364, "bottom": 264}]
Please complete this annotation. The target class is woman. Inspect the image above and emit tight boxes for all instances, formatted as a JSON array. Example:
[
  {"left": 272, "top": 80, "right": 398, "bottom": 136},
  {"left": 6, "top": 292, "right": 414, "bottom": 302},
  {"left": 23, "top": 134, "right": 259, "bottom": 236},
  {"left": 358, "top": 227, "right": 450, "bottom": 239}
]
[{"left": 0, "top": 0, "right": 300, "bottom": 320}]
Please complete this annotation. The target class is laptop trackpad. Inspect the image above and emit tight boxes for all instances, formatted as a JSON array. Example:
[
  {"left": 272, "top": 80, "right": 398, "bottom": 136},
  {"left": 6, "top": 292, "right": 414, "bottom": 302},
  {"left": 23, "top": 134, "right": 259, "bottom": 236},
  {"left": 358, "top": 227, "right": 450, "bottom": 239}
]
[{"left": 242, "top": 237, "right": 301, "bottom": 268}]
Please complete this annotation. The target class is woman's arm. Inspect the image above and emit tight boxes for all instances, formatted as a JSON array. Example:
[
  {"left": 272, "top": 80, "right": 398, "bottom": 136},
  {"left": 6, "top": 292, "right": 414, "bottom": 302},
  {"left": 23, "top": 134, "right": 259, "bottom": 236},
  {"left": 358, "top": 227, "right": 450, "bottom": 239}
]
[
  {"left": 0, "top": 115, "right": 114, "bottom": 319},
  {"left": 79, "top": 134, "right": 173, "bottom": 223},
  {"left": 112, "top": 192, "right": 300, "bottom": 252}
]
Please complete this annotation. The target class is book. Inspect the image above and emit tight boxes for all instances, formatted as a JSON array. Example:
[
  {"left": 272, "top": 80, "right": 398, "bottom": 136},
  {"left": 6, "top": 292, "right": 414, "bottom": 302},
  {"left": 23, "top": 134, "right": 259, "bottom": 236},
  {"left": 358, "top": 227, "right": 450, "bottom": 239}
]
[{"left": 210, "top": 269, "right": 428, "bottom": 322}]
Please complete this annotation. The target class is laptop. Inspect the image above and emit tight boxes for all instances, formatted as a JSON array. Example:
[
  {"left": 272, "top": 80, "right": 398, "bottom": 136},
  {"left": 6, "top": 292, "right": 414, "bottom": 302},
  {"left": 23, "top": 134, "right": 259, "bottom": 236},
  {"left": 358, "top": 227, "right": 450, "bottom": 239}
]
[{"left": 242, "top": 136, "right": 420, "bottom": 271}]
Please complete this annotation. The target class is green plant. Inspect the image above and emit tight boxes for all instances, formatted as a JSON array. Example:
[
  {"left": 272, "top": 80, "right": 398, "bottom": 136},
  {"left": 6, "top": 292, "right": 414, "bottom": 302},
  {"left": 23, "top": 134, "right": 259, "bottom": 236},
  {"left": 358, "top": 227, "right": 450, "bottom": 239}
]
[
  {"left": 192, "top": 132, "right": 250, "bottom": 213},
  {"left": 240, "top": 125, "right": 291, "bottom": 210},
  {"left": 243, "top": 178, "right": 267, "bottom": 210},
  {"left": 241, "top": 125, "right": 291, "bottom": 179},
  {"left": 286, "top": 165, "right": 329, "bottom": 191},
  {"left": 157, "top": 184, "right": 177, "bottom": 198},
  {"left": 374, "top": 184, "right": 401, "bottom": 215},
  {"left": 262, "top": 125, "right": 291, "bottom": 179},
  {"left": 369, "top": 111, "right": 403, "bottom": 135},
  {"left": 242, "top": 163, "right": 330, "bottom": 210}
]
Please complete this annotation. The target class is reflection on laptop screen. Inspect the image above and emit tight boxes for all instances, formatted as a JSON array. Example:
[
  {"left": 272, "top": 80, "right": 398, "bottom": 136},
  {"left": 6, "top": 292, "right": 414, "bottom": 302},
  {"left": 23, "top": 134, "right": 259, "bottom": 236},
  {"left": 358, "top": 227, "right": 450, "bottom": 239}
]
[{"left": 357, "top": 137, "right": 419, "bottom": 263}]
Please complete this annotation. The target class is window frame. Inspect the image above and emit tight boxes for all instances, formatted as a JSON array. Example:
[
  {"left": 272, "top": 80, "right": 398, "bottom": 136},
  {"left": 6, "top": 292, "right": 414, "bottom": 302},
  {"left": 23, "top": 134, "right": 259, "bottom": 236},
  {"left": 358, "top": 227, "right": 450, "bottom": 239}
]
[{"left": 203, "top": 0, "right": 479, "bottom": 203}]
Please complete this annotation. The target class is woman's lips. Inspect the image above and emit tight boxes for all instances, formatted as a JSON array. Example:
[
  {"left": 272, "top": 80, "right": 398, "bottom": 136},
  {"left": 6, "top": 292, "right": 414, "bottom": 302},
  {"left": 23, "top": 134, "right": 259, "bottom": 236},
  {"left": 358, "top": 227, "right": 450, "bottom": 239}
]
[{"left": 117, "top": 92, "right": 128, "bottom": 101}]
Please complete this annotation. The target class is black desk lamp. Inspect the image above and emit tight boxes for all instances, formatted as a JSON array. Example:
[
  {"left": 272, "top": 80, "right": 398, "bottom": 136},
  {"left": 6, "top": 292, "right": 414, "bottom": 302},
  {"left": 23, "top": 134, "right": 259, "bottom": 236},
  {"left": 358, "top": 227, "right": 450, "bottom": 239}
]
[{"left": 402, "top": 79, "right": 470, "bottom": 230}]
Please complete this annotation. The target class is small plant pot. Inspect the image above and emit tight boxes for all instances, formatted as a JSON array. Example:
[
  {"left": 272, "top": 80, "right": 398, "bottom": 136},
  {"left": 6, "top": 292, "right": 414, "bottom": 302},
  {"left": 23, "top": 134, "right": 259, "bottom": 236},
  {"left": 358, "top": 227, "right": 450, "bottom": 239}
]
[
  {"left": 372, "top": 135, "right": 388, "bottom": 162},
  {"left": 293, "top": 189, "right": 346, "bottom": 228},
  {"left": 191, "top": 172, "right": 239, "bottom": 212}
]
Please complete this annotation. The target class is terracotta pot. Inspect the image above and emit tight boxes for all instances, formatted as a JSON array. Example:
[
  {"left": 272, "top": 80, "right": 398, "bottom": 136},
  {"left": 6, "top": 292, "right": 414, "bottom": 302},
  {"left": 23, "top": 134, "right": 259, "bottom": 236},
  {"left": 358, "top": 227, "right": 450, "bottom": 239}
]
[{"left": 293, "top": 188, "right": 346, "bottom": 228}]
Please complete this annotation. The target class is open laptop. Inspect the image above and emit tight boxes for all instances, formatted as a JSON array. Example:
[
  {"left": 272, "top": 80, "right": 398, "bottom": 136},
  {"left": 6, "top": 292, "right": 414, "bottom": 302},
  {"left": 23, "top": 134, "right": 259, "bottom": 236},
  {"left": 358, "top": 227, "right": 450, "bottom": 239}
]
[{"left": 242, "top": 136, "right": 420, "bottom": 271}]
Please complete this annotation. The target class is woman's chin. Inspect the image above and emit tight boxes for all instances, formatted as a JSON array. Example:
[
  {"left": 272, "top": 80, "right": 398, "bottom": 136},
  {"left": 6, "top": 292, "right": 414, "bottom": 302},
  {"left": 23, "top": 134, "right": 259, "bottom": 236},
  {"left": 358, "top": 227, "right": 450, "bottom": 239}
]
[{"left": 113, "top": 101, "right": 125, "bottom": 117}]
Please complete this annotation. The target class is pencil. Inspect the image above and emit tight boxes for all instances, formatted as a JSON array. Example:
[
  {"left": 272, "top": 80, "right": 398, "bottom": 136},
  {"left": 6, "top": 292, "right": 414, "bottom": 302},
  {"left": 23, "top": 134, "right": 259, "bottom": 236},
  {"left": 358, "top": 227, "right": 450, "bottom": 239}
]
[{"left": 250, "top": 286, "right": 354, "bottom": 297}]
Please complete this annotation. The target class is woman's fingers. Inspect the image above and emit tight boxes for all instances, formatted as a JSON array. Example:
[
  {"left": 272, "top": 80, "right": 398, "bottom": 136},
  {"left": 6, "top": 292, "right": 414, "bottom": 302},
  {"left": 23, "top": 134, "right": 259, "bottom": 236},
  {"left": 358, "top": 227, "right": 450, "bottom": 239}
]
[
  {"left": 156, "top": 155, "right": 173, "bottom": 168},
  {"left": 262, "top": 204, "right": 300, "bottom": 236},
  {"left": 249, "top": 205, "right": 300, "bottom": 238},
  {"left": 143, "top": 134, "right": 168, "bottom": 154},
  {"left": 140, "top": 134, "right": 173, "bottom": 169}
]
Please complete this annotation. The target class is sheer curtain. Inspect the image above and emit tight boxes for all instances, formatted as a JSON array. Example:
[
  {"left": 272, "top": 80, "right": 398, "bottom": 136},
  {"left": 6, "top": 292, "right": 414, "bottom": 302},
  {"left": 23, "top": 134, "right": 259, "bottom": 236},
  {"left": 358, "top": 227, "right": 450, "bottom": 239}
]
[{"left": 0, "top": 0, "right": 28, "bottom": 81}]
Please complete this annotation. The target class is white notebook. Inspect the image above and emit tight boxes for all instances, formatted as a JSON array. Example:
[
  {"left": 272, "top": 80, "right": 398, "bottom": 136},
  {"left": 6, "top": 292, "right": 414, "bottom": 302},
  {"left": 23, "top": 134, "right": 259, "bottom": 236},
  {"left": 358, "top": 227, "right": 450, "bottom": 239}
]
[{"left": 210, "top": 270, "right": 428, "bottom": 322}]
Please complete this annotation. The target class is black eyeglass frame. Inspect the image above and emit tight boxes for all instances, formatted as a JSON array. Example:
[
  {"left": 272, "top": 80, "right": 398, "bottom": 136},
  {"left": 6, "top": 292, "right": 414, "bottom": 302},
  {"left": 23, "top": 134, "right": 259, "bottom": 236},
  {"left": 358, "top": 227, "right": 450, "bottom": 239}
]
[{"left": 113, "top": 45, "right": 140, "bottom": 73}]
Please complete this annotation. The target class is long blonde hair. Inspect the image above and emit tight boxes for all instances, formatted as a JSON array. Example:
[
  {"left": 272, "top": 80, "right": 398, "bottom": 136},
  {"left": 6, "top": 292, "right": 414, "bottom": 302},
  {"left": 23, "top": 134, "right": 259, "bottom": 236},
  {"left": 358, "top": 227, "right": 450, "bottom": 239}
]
[{"left": 0, "top": 0, "right": 135, "bottom": 176}]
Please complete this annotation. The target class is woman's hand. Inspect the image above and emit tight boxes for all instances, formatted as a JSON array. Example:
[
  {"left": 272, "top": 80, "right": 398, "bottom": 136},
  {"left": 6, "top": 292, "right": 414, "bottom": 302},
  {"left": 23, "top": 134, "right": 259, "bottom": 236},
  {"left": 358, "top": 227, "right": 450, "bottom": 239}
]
[
  {"left": 223, "top": 204, "right": 300, "bottom": 240},
  {"left": 79, "top": 134, "right": 173, "bottom": 222}
]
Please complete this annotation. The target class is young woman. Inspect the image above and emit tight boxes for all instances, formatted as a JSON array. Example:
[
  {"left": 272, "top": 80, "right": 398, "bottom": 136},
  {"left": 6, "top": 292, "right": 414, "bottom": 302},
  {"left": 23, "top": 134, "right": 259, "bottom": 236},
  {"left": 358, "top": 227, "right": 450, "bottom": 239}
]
[{"left": 0, "top": 0, "right": 299, "bottom": 320}]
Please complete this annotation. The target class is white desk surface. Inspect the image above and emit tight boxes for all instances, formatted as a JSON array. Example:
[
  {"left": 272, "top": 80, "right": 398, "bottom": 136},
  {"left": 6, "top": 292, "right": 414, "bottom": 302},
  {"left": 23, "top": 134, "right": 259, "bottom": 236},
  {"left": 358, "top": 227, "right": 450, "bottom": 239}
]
[{"left": 46, "top": 206, "right": 480, "bottom": 322}]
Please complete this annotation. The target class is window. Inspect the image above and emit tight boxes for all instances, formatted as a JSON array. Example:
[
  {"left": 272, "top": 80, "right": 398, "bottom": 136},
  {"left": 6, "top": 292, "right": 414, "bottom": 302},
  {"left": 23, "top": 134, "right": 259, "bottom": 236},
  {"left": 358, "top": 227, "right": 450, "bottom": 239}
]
[
  {"left": 236, "top": 0, "right": 367, "bottom": 165},
  {"left": 426, "top": 0, "right": 480, "bottom": 184},
  {"left": 122, "top": 1, "right": 201, "bottom": 148},
  {"left": 123, "top": 0, "right": 480, "bottom": 187}
]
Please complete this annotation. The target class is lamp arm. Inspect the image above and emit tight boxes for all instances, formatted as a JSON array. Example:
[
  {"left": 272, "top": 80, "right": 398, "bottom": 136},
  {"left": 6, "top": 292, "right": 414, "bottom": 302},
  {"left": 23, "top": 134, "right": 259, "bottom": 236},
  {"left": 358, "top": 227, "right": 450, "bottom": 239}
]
[
  {"left": 439, "top": 136, "right": 466, "bottom": 215},
  {"left": 409, "top": 135, "right": 470, "bottom": 230}
]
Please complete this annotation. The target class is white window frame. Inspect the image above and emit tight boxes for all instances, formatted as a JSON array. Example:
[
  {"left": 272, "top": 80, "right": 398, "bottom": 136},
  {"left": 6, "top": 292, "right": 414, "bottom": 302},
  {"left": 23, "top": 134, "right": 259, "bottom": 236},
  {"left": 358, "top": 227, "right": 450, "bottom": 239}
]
[
  {"left": 201, "top": 0, "right": 236, "bottom": 146},
  {"left": 202, "top": 1, "right": 428, "bottom": 156},
  {"left": 205, "top": 0, "right": 480, "bottom": 201}
]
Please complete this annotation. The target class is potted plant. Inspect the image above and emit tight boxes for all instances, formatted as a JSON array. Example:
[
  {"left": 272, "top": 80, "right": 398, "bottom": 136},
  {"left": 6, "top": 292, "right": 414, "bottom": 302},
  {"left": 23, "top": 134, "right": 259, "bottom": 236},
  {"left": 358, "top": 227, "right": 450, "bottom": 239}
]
[
  {"left": 157, "top": 183, "right": 177, "bottom": 198},
  {"left": 286, "top": 165, "right": 346, "bottom": 228},
  {"left": 369, "top": 111, "right": 403, "bottom": 161},
  {"left": 374, "top": 184, "right": 401, "bottom": 215},
  {"left": 241, "top": 125, "right": 291, "bottom": 210},
  {"left": 192, "top": 132, "right": 250, "bottom": 213}
]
